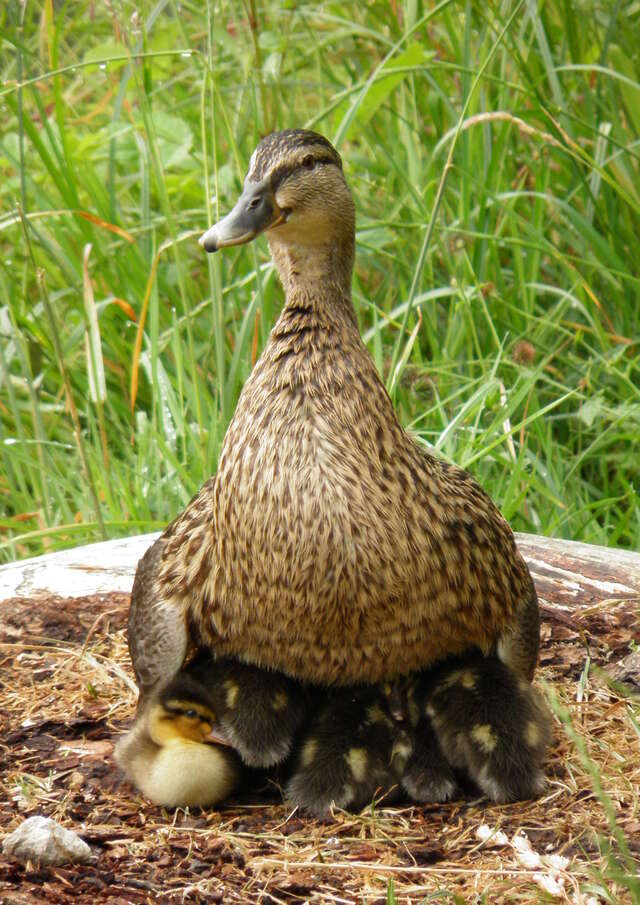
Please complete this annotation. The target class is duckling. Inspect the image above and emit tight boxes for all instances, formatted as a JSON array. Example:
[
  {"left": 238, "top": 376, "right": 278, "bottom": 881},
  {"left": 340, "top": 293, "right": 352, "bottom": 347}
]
[
  {"left": 184, "top": 652, "right": 309, "bottom": 767},
  {"left": 128, "top": 128, "right": 540, "bottom": 701},
  {"left": 285, "top": 655, "right": 551, "bottom": 816},
  {"left": 414, "top": 652, "right": 552, "bottom": 803},
  {"left": 115, "top": 672, "right": 241, "bottom": 809},
  {"left": 394, "top": 677, "right": 461, "bottom": 805},
  {"left": 285, "top": 683, "right": 417, "bottom": 816},
  {"left": 285, "top": 678, "right": 464, "bottom": 817}
]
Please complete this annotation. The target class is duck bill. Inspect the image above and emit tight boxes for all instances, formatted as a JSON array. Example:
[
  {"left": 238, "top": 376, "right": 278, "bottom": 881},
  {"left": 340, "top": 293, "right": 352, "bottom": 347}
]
[{"left": 199, "top": 177, "right": 286, "bottom": 252}]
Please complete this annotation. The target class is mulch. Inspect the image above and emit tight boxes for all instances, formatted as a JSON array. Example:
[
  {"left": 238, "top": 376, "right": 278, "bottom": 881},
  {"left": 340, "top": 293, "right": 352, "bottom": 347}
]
[{"left": 0, "top": 588, "right": 638, "bottom": 904}]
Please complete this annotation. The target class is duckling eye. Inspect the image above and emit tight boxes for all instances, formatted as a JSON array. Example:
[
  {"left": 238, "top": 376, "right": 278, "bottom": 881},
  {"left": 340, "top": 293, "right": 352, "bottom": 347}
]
[
  {"left": 184, "top": 709, "right": 198, "bottom": 719},
  {"left": 302, "top": 154, "right": 315, "bottom": 170}
]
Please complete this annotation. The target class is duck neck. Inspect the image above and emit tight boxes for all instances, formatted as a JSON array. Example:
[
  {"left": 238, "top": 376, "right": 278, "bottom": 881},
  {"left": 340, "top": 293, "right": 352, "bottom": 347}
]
[{"left": 268, "top": 237, "right": 357, "bottom": 327}]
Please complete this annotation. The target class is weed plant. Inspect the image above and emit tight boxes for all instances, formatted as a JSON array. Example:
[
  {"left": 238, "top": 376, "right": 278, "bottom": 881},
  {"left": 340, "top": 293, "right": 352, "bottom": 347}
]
[{"left": 1, "top": 1, "right": 639, "bottom": 560}]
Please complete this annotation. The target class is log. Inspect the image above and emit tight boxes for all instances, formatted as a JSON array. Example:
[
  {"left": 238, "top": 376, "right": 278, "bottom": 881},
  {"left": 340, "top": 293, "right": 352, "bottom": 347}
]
[
  {"left": 1, "top": 531, "right": 639, "bottom": 611},
  {"left": 2, "top": 531, "right": 637, "bottom": 683},
  {"left": 0, "top": 532, "right": 160, "bottom": 602}
]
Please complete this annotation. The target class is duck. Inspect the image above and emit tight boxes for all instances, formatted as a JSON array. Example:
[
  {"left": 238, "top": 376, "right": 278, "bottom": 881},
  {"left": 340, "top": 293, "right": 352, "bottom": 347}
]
[
  {"left": 285, "top": 654, "right": 551, "bottom": 816},
  {"left": 114, "top": 671, "right": 241, "bottom": 809},
  {"left": 284, "top": 680, "right": 457, "bottom": 817},
  {"left": 127, "top": 128, "right": 540, "bottom": 702}
]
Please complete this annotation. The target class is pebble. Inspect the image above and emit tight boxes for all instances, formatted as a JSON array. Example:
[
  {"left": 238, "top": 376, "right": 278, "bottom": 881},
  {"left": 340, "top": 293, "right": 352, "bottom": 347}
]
[{"left": 2, "top": 815, "right": 94, "bottom": 866}]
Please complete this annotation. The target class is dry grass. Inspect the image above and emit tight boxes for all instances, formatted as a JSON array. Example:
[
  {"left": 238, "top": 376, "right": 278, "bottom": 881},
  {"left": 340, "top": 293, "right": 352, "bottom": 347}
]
[{"left": 0, "top": 592, "right": 638, "bottom": 905}]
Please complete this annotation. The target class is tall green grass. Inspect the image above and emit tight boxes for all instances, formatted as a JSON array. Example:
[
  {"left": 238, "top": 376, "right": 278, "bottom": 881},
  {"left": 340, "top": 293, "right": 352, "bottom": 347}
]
[{"left": 1, "top": 0, "right": 639, "bottom": 561}]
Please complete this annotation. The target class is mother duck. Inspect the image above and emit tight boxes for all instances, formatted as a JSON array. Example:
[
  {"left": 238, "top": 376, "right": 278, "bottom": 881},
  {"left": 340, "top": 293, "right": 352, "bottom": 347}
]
[{"left": 128, "top": 130, "right": 539, "bottom": 703}]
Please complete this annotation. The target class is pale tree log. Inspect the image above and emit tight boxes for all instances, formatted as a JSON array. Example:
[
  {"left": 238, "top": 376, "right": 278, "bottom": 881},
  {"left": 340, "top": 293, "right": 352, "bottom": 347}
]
[{"left": 1, "top": 532, "right": 638, "bottom": 685}]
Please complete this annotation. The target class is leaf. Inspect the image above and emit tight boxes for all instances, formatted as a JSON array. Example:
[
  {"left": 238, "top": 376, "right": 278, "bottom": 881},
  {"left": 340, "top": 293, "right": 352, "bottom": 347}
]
[
  {"left": 608, "top": 46, "right": 640, "bottom": 136},
  {"left": 74, "top": 210, "right": 135, "bottom": 242},
  {"left": 152, "top": 111, "right": 193, "bottom": 169},
  {"left": 334, "top": 43, "right": 434, "bottom": 140},
  {"left": 82, "top": 41, "right": 129, "bottom": 71},
  {"left": 358, "top": 43, "right": 433, "bottom": 126},
  {"left": 578, "top": 393, "right": 604, "bottom": 428},
  {"left": 82, "top": 244, "right": 106, "bottom": 405},
  {"left": 263, "top": 51, "right": 283, "bottom": 82}
]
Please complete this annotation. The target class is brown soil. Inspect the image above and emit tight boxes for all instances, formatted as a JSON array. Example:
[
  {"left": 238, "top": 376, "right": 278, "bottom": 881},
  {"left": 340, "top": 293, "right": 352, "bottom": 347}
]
[{"left": 0, "top": 589, "right": 638, "bottom": 904}]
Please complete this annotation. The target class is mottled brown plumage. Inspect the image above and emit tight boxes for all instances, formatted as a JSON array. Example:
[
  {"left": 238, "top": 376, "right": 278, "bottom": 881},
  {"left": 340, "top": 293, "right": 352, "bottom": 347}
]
[{"left": 128, "top": 129, "right": 539, "bottom": 697}]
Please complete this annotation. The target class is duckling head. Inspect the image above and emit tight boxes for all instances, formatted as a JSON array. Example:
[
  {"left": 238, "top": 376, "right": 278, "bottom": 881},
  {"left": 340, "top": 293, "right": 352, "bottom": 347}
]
[
  {"left": 149, "top": 674, "right": 229, "bottom": 748},
  {"left": 200, "top": 130, "right": 355, "bottom": 292}
]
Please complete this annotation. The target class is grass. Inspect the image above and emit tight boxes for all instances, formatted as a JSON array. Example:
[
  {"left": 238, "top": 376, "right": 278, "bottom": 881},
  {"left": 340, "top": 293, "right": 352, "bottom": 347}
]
[{"left": 1, "top": 1, "right": 639, "bottom": 561}]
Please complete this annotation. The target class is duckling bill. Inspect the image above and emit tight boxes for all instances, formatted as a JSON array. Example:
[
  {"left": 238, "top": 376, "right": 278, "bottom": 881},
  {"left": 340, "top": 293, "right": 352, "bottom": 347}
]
[{"left": 128, "top": 128, "right": 540, "bottom": 701}]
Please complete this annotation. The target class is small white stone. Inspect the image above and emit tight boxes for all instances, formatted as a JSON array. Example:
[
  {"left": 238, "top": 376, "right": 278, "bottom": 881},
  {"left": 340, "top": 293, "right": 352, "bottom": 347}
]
[{"left": 2, "top": 816, "right": 93, "bottom": 866}]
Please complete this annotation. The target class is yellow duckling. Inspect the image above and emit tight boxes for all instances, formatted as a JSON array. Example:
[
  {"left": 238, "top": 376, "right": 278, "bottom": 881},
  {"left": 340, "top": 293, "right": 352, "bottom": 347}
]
[{"left": 115, "top": 673, "right": 240, "bottom": 808}]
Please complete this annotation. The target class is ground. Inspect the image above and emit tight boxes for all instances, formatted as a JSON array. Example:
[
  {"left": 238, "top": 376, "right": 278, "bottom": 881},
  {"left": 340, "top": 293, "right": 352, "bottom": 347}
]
[{"left": 0, "top": 588, "right": 638, "bottom": 905}]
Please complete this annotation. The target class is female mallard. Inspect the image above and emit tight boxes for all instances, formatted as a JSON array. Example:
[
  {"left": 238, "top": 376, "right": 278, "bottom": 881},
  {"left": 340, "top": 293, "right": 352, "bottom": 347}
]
[
  {"left": 128, "top": 129, "right": 539, "bottom": 700},
  {"left": 115, "top": 672, "right": 240, "bottom": 808}
]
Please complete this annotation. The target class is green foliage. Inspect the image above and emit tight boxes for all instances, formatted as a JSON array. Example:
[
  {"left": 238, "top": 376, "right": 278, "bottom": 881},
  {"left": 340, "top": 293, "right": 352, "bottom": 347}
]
[{"left": 1, "top": 0, "right": 639, "bottom": 560}]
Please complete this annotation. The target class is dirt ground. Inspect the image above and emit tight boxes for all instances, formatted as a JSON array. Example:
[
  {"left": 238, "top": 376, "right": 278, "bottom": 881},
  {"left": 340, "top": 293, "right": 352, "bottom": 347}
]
[{"left": 1, "top": 587, "right": 638, "bottom": 905}]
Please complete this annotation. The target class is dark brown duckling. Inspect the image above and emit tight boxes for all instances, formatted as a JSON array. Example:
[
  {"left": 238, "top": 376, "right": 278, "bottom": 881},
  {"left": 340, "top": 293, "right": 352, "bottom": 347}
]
[
  {"left": 284, "top": 684, "right": 412, "bottom": 816},
  {"left": 394, "top": 677, "right": 461, "bottom": 804},
  {"left": 416, "top": 652, "right": 551, "bottom": 803},
  {"left": 128, "top": 128, "right": 540, "bottom": 704},
  {"left": 184, "top": 653, "right": 308, "bottom": 768},
  {"left": 285, "top": 681, "right": 457, "bottom": 817},
  {"left": 285, "top": 655, "right": 551, "bottom": 816}
]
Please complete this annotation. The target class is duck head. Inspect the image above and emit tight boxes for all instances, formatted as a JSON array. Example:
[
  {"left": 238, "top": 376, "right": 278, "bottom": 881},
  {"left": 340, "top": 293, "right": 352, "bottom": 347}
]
[{"left": 200, "top": 130, "right": 356, "bottom": 293}]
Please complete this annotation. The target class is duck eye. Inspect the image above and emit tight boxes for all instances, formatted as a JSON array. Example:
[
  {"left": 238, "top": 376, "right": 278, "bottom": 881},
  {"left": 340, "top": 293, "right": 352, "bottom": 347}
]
[
  {"left": 302, "top": 154, "right": 315, "bottom": 170},
  {"left": 184, "top": 709, "right": 198, "bottom": 719}
]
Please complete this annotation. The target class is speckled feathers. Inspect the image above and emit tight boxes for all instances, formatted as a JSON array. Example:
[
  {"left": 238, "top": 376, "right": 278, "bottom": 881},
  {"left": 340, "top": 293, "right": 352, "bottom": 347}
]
[
  {"left": 135, "top": 129, "right": 539, "bottom": 690},
  {"left": 247, "top": 129, "right": 342, "bottom": 183}
]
